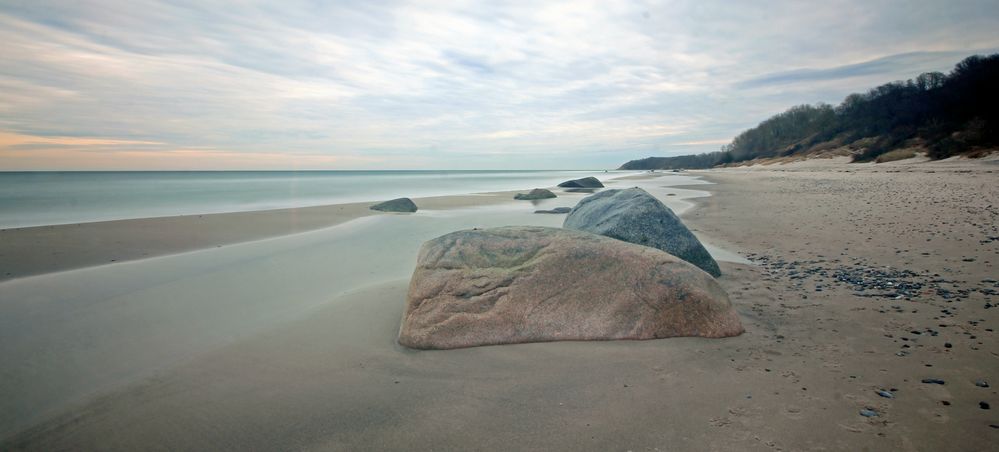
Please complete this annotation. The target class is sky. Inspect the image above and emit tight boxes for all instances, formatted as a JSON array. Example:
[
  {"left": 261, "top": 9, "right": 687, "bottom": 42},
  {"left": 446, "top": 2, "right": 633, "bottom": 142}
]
[{"left": 1, "top": 0, "right": 998, "bottom": 170}]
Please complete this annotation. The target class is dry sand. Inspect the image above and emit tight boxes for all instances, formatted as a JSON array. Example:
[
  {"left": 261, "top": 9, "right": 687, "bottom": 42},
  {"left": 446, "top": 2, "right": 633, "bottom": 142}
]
[{"left": 2, "top": 159, "right": 998, "bottom": 450}]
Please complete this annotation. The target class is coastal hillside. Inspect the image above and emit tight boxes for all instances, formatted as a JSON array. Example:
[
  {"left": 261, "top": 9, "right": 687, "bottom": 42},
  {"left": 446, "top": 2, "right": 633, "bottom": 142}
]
[{"left": 621, "top": 54, "right": 999, "bottom": 169}]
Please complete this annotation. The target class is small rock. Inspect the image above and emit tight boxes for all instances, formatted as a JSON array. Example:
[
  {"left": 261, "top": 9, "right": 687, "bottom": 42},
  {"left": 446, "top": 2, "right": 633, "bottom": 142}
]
[
  {"left": 534, "top": 207, "right": 572, "bottom": 214},
  {"left": 921, "top": 378, "right": 946, "bottom": 385},
  {"left": 370, "top": 198, "right": 418, "bottom": 213},
  {"left": 514, "top": 188, "right": 557, "bottom": 200},
  {"left": 557, "top": 176, "right": 604, "bottom": 188},
  {"left": 981, "top": 401, "right": 991, "bottom": 410},
  {"left": 975, "top": 379, "right": 990, "bottom": 388},
  {"left": 859, "top": 408, "right": 878, "bottom": 417},
  {"left": 876, "top": 390, "right": 894, "bottom": 399}
]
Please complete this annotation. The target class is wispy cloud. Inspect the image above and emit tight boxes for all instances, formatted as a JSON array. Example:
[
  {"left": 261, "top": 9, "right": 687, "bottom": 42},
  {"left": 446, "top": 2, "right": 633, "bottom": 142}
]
[
  {"left": 734, "top": 50, "right": 999, "bottom": 89},
  {"left": 1, "top": 0, "right": 997, "bottom": 169}
]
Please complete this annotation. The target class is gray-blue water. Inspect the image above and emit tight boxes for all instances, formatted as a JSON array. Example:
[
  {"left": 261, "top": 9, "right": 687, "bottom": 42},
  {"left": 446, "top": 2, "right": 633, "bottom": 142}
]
[{"left": 0, "top": 170, "right": 621, "bottom": 228}]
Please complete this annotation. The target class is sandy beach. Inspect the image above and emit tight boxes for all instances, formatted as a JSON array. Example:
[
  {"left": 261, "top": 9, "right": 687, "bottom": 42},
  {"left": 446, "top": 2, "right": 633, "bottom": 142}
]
[{"left": 2, "top": 159, "right": 997, "bottom": 450}]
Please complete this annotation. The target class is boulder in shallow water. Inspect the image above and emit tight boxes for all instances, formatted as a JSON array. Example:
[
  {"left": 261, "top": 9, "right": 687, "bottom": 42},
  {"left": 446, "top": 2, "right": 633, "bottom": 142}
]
[
  {"left": 370, "top": 198, "right": 418, "bottom": 213},
  {"left": 514, "top": 188, "right": 557, "bottom": 200},
  {"left": 557, "top": 176, "right": 604, "bottom": 188},
  {"left": 534, "top": 207, "right": 572, "bottom": 214},
  {"left": 563, "top": 187, "right": 721, "bottom": 277},
  {"left": 398, "top": 226, "right": 742, "bottom": 349}
]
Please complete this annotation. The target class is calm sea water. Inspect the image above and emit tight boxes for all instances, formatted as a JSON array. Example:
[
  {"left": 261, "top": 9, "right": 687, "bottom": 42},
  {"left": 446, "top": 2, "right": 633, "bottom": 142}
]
[{"left": 0, "top": 170, "right": 622, "bottom": 228}]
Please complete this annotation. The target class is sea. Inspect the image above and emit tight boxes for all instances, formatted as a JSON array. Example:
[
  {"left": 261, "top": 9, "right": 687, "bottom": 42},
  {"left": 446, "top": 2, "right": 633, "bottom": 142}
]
[{"left": 0, "top": 170, "right": 623, "bottom": 229}]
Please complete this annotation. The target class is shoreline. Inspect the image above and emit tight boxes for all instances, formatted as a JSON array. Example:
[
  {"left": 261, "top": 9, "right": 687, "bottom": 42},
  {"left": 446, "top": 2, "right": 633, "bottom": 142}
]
[
  {"left": 0, "top": 172, "right": 719, "bottom": 441},
  {"left": 5, "top": 157, "right": 995, "bottom": 450},
  {"left": 0, "top": 189, "right": 533, "bottom": 282},
  {"left": 0, "top": 172, "right": 717, "bottom": 283}
]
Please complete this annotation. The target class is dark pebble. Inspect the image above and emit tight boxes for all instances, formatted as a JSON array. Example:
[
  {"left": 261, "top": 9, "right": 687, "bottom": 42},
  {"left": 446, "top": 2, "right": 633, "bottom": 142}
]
[
  {"left": 921, "top": 378, "right": 946, "bottom": 385},
  {"left": 876, "top": 390, "right": 894, "bottom": 399},
  {"left": 981, "top": 402, "right": 991, "bottom": 410},
  {"left": 859, "top": 408, "right": 878, "bottom": 417},
  {"left": 975, "top": 379, "right": 990, "bottom": 388}
]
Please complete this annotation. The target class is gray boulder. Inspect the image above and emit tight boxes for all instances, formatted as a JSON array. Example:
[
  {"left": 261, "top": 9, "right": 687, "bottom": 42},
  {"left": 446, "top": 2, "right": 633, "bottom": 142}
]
[
  {"left": 370, "top": 197, "right": 418, "bottom": 213},
  {"left": 563, "top": 187, "right": 721, "bottom": 277},
  {"left": 514, "top": 188, "right": 557, "bottom": 200},
  {"left": 534, "top": 207, "right": 572, "bottom": 214},
  {"left": 398, "top": 226, "right": 743, "bottom": 349},
  {"left": 557, "top": 176, "right": 604, "bottom": 188}
]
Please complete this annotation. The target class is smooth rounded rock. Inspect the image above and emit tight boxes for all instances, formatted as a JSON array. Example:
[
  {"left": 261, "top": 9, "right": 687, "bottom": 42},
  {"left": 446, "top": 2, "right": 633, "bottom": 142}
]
[
  {"left": 398, "top": 226, "right": 743, "bottom": 349},
  {"left": 370, "top": 198, "right": 418, "bottom": 213},
  {"left": 514, "top": 188, "right": 557, "bottom": 200},
  {"left": 563, "top": 187, "right": 722, "bottom": 277},
  {"left": 534, "top": 207, "right": 572, "bottom": 214},
  {"left": 557, "top": 177, "right": 604, "bottom": 188}
]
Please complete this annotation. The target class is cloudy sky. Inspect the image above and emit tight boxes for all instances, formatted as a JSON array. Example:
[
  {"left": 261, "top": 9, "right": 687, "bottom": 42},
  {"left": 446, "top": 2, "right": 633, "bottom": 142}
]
[{"left": 1, "top": 0, "right": 997, "bottom": 170}]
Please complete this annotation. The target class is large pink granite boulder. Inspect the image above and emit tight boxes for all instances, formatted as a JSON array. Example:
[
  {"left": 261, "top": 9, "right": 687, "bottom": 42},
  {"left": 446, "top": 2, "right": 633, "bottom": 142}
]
[{"left": 398, "top": 226, "right": 743, "bottom": 349}]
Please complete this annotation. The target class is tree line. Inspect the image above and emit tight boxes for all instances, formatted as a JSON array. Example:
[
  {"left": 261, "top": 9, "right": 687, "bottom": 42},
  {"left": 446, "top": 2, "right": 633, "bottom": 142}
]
[{"left": 620, "top": 54, "right": 999, "bottom": 170}]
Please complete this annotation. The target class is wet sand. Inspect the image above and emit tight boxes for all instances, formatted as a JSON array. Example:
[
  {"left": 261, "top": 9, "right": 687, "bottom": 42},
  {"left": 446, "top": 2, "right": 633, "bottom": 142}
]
[
  {"left": 3, "top": 160, "right": 998, "bottom": 450},
  {"left": 0, "top": 191, "right": 522, "bottom": 282}
]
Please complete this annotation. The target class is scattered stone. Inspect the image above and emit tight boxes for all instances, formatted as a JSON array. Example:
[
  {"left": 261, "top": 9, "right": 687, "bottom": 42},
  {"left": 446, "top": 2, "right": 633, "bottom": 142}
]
[
  {"left": 369, "top": 197, "right": 418, "bottom": 213},
  {"left": 980, "top": 401, "right": 991, "bottom": 410},
  {"left": 975, "top": 379, "right": 990, "bottom": 388},
  {"left": 397, "top": 226, "right": 743, "bottom": 349},
  {"left": 514, "top": 188, "right": 557, "bottom": 200},
  {"left": 564, "top": 187, "right": 721, "bottom": 276},
  {"left": 534, "top": 207, "right": 572, "bottom": 214},
  {"left": 921, "top": 378, "right": 946, "bottom": 385},
  {"left": 859, "top": 408, "right": 879, "bottom": 417},
  {"left": 557, "top": 176, "right": 604, "bottom": 188},
  {"left": 876, "top": 389, "right": 894, "bottom": 399}
]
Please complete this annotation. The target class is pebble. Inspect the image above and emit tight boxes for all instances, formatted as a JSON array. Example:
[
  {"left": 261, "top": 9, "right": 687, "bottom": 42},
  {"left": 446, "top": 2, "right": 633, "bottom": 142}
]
[
  {"left": 981, "top": 402, "right": 991, "bottom": 410},
  {"left": 876, "top": 390, "right": 894, "bottom": 399},
  {"left": 859, "top": 408, "right": 879, "bottom": 417},
  {"left": 975, "top": 379, "right": 990, "bottom": 388},
  {"left": 921, "top": 378, "right": 946, "bottom": 385}
]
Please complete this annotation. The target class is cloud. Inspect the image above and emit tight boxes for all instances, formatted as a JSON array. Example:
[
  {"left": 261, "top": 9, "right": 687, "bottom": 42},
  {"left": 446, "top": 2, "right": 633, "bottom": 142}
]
[
  {"left": 1, "top": 0, "right": 998, "bottom": 169},
  {"left": 734, "top": 50, "right": 999, "bottom": 89},
  {"left": 0, "top": 132, "right": 163, "bottom": 147}
]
